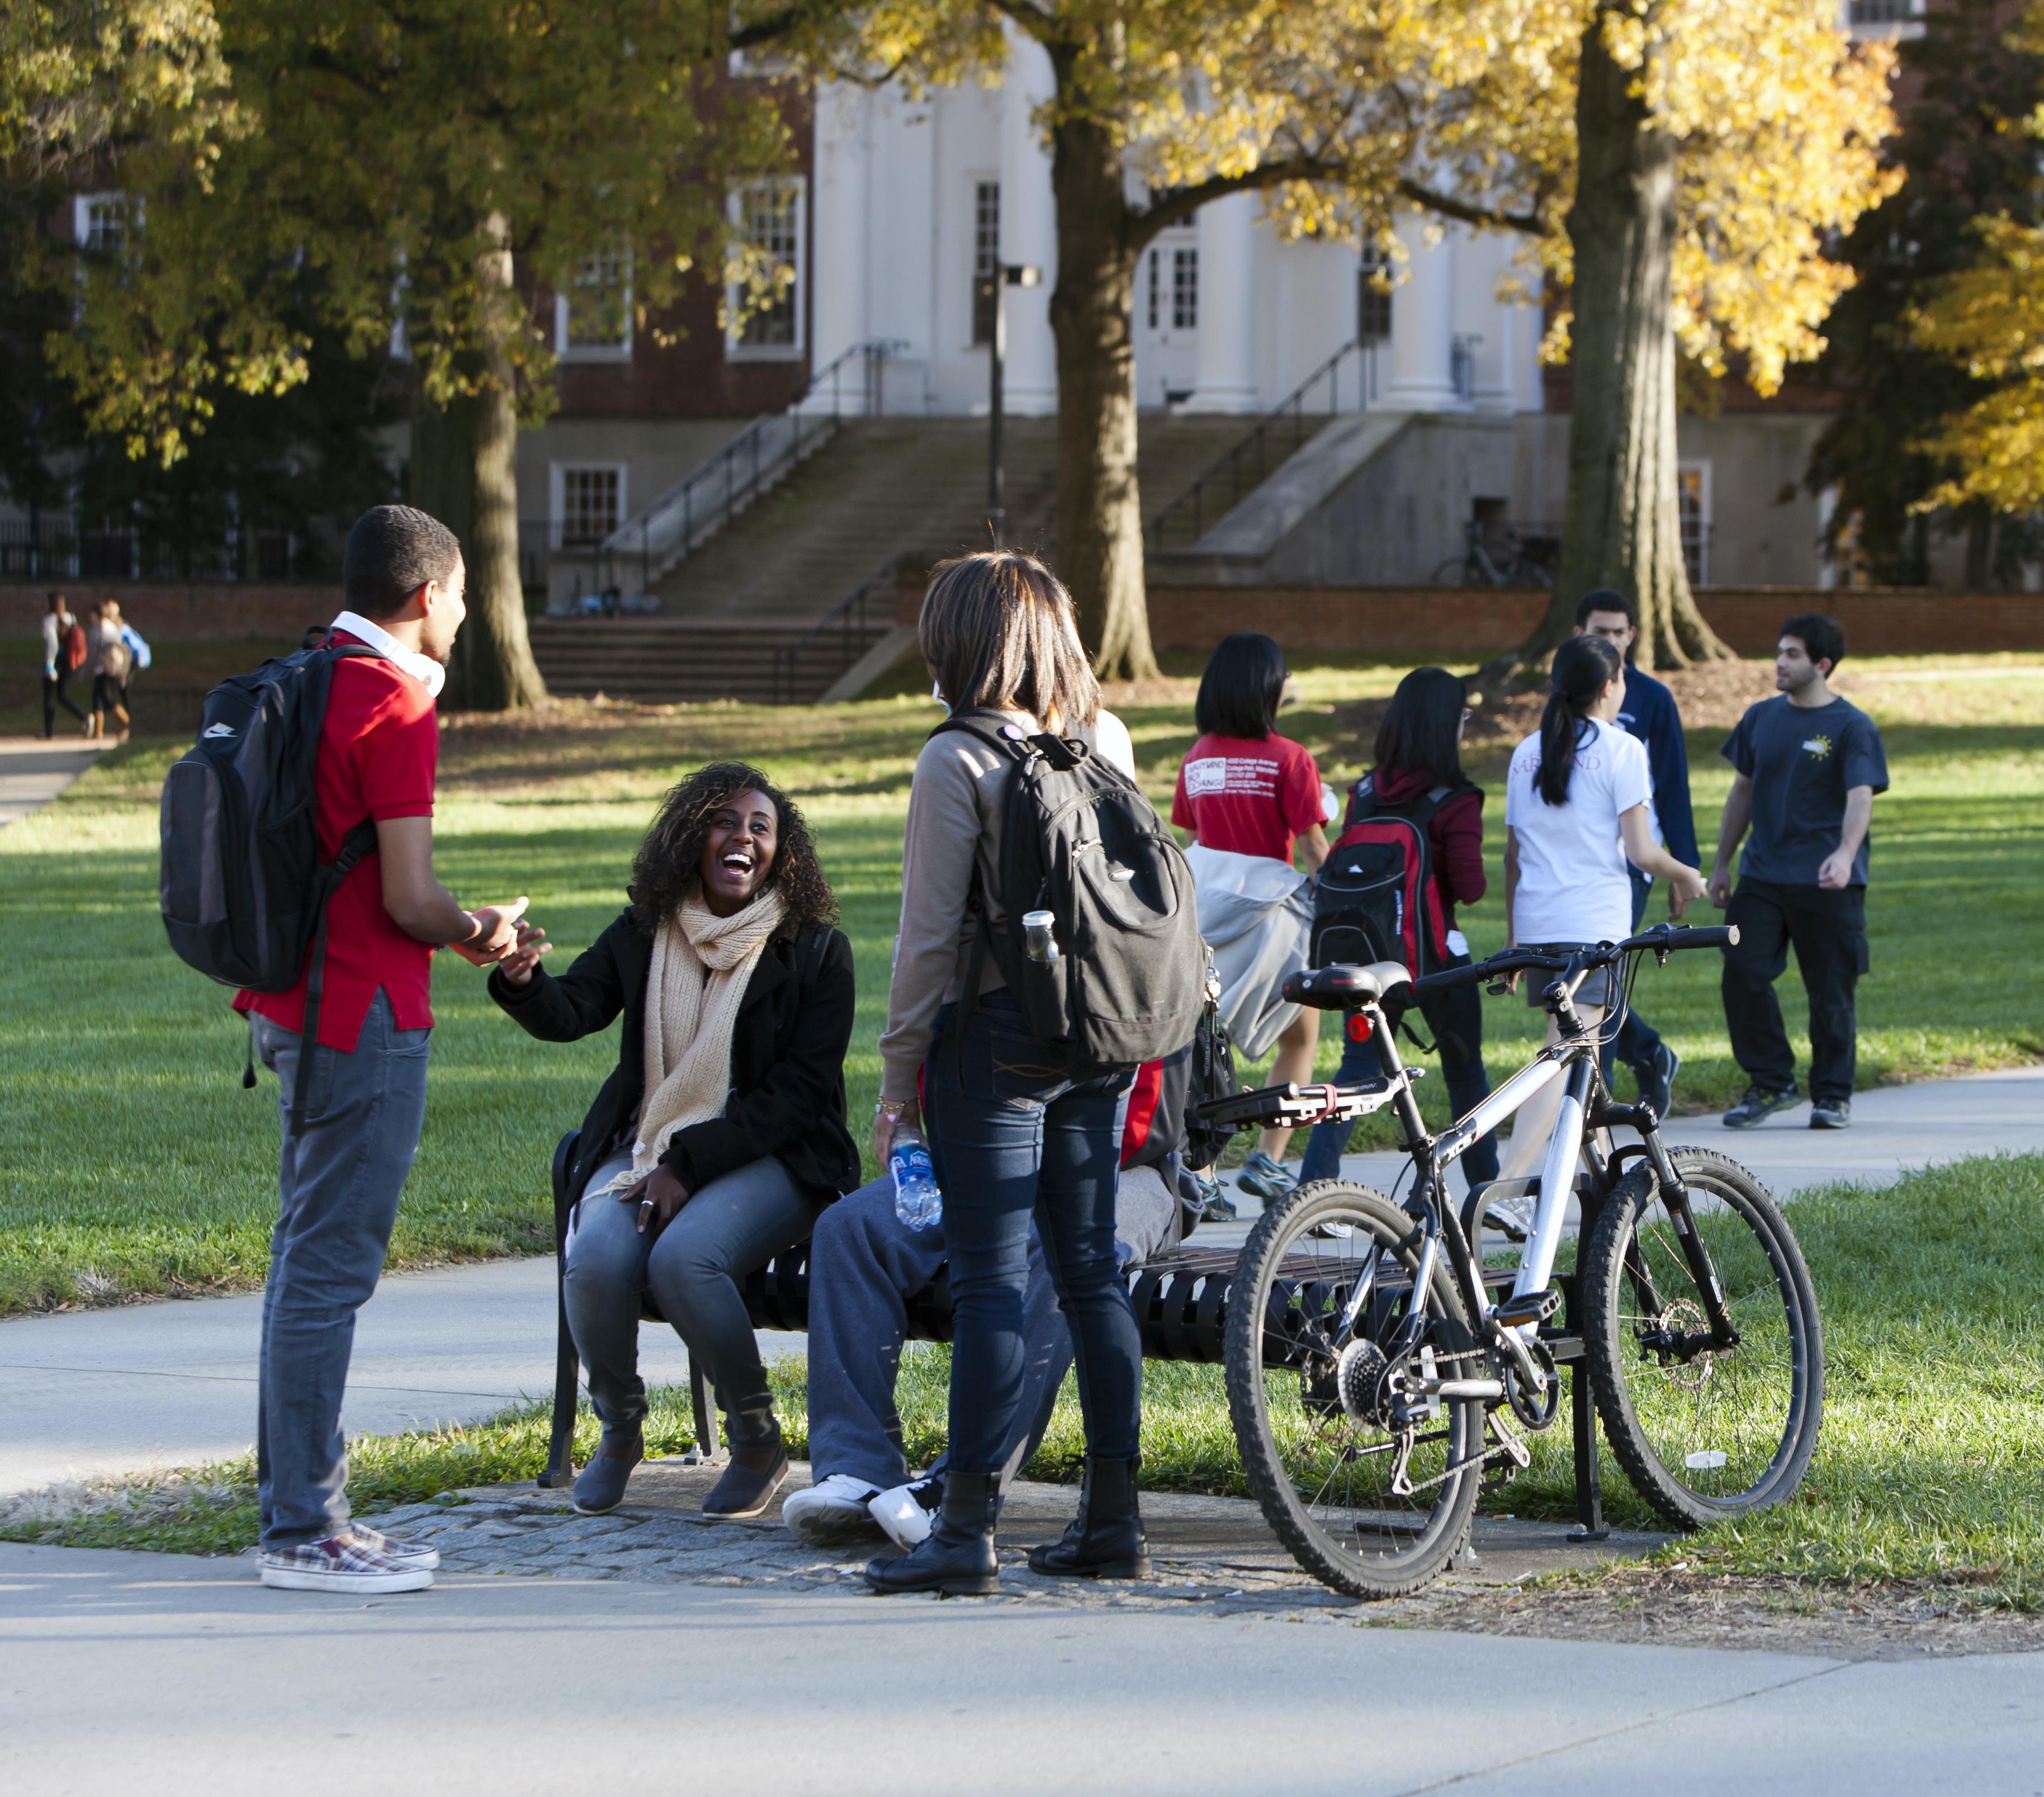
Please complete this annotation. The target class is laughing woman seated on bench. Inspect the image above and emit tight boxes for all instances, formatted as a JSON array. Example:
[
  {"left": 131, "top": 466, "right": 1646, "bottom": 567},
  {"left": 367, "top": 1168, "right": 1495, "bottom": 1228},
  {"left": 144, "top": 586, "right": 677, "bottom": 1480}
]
[{"left": 490, "top": 763, "right": 858, "bottom": 1521}]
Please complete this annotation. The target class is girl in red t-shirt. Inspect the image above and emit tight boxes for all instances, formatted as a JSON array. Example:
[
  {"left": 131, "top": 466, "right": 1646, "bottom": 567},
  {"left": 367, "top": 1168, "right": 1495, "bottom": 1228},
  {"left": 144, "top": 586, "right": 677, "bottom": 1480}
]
[{"left": 1172, "top": 632, "right": 1329, "bottom": 1203}]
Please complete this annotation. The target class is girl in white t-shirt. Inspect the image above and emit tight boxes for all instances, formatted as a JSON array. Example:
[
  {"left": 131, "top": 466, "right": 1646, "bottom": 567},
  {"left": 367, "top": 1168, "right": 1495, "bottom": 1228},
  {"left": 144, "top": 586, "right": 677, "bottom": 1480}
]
[{"left": 1497, "top": 634, "right": 1704, "bottom": 1181}]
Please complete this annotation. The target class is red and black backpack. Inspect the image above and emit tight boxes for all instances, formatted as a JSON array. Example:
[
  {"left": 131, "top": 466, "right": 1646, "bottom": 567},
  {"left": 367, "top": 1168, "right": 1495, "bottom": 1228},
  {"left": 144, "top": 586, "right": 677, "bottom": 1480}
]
[{"left": 1310, "top": 774, "right": 1478, "bottom": 978}]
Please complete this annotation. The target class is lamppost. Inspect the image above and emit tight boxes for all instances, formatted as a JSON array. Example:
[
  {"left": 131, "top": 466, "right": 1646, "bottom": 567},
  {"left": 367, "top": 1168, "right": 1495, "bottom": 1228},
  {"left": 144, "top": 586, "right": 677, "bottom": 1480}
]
[{"left": 980, "top": 261, "right": 1042, "bottom": 546}]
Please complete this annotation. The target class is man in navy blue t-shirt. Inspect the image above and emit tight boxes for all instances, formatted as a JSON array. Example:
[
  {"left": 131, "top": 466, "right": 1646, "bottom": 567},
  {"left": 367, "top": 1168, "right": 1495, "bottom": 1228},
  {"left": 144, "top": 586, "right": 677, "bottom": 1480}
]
[
  {"left": 1709, "top": 612, "right": 1889, "bottom": 1130},
  {"left": 1574, "top": 590, "right": 1696, "bottom": 1118}
]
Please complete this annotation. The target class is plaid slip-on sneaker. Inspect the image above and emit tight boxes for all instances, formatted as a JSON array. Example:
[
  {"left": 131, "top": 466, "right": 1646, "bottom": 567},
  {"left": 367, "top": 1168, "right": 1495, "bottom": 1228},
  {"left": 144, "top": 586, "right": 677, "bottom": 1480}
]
[
  {"left": 259, "top": 1532, "right": 434, "bottom": 1595},
  {"left": 345, "top": 1522, "right": 440, "bottom": 1571}
]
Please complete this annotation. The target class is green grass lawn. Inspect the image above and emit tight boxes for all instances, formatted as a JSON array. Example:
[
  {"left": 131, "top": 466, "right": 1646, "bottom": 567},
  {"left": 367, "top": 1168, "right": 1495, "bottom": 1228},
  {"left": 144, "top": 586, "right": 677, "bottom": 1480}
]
[
  {"left": 12, "top": 1152, "right": 2042, "bottom": 1609},
  {"left": 2, "top": 651, "right": 2038, "bottom": 1314}
]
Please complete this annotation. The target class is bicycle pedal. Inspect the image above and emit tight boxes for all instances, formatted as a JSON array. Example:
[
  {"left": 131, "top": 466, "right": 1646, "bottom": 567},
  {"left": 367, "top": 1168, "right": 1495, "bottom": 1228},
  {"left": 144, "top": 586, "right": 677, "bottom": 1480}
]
[{"left": 1492, "top": 1288, "right": 1562, "bottom": 1331}]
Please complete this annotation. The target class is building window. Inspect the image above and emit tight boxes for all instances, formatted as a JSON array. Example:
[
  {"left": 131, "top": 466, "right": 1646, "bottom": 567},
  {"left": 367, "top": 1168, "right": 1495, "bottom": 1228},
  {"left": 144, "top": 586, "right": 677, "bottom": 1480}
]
[
  {"left": 727, "top": 177, "right": 806, "bottom": 360},
  {"left": 555, "top": 246, "right": 632, "bottom": 360},
  {"left": 1171, "top": 247, "right": 1198, "bottom": 330},
  {"left": 1357, "top": 248, "right": 1393, "bottom": 343},
  {"left": 972, "top": 180, "right": 1001, "bottom": 346},
  {"left": 1678, "top": 462, "right": 1712, "bottom": 587},
  {"left": 552, "top": 465, "right": 626, "bottom": 548},
  {"left": 74, "top": 193, "right": 130, "bottom": 255}
]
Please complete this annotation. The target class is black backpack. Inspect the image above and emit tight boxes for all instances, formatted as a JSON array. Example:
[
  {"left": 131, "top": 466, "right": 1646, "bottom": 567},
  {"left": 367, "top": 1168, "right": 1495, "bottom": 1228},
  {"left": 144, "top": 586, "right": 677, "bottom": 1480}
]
[
  {"left": 1311, "top": 773, "right": 1477, "bottom": 979},
  {"left": 159, "top": 643, "right": 384, "bottom": 1118},
  {"left": 935, "top": 711, "right": 1205, "bottom": 1070}
]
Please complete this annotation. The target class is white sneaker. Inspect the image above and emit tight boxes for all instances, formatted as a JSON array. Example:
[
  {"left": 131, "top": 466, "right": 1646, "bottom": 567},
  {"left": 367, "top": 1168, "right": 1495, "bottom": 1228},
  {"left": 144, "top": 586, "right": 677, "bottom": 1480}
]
[
  {"left": 869, "top": 1474, "right": 942, "bottom": 1550},
  {"left": 258, "top": 1533, "right": 433, "bottom": 1595},
  {"left": 782, "top": 1473, "right": 884, "bottom": 1547},
  {"left": 1485, "top": 1193, "right": 1536, "bottom": 1242}
]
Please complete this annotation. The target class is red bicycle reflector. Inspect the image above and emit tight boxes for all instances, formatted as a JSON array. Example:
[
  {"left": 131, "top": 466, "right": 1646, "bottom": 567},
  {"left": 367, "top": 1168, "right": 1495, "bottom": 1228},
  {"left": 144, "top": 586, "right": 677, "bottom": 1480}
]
[{"left": 1346, "top": 1013, "right": 1374, "bottom": 1043}]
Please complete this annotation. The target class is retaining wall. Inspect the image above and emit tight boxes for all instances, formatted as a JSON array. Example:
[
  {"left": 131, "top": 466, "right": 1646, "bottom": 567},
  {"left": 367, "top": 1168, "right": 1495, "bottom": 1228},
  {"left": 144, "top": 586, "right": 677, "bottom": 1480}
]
[
  {"left": 7, "top": 583, "right": 342, "bottom": 641},
  {"left": 1144, "top": 587, "right": 2044, "bottom": 659}
]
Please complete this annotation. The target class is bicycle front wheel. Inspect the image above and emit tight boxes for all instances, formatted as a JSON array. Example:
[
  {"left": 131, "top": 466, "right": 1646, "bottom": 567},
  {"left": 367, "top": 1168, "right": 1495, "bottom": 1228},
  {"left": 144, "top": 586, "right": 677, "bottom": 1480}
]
[
  {"left": 1582, "top": 1148, "right": 1824, "bottom": 1529},
  {"left": 1224, "top": 1180, "right": 1485, "bottom": 1599}
]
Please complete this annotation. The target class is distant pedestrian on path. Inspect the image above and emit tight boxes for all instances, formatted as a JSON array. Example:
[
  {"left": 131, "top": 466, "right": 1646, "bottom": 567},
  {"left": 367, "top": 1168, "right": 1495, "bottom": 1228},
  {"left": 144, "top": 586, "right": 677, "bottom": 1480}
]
[
  {"left": 84, "top": 600, "right": 131, "bottom": 743},
  {"left": 1172, "top": 631, "right": 1332, "bottom": 1207},
  {"left": 238, "top": 505, "right": 529, "bottom": 1596},
  {"left": 1574, "top": 590, "right": 1695, "bottom": 1118},
  {"left": 38, "top": 592, "right": 86, "bottom": 738},
  {"left": 1711, "top": 612, "right": 1889, "bottom": 1131}
]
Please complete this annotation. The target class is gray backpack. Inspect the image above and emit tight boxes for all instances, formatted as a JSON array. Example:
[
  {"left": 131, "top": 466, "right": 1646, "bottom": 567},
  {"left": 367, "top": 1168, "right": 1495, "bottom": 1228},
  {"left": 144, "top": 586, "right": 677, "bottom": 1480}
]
[{"left": 935, "top": 712, "right": 1205, "bottom": 1069}]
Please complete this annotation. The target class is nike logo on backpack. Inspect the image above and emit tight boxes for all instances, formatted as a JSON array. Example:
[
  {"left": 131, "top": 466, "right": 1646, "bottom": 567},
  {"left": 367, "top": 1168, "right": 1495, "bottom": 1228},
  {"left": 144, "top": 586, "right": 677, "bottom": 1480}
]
[{"left": 203, "top": 723, "right": 236, "bottom": 739}]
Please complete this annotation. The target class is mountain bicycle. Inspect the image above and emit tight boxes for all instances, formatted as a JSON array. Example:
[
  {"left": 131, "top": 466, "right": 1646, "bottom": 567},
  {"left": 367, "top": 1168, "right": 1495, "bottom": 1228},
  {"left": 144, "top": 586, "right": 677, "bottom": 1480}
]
[{"left": 1195, "top": 924, "right": 1824, "bottom": 1599}]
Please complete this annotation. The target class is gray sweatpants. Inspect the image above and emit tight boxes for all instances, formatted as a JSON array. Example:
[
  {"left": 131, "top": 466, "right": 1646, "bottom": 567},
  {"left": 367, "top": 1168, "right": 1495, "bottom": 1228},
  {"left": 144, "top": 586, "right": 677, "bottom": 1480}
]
[
  {"left": 252, "top": 992, "right": 429, "bottom": 1549},
  {"left": 565, "top": 1151, "right": 823, "bottom": 1453}
]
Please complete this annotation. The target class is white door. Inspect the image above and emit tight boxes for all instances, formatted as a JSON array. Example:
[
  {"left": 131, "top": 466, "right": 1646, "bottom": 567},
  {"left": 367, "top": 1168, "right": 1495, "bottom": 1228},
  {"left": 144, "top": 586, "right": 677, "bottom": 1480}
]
[{"left": 1138, "top": 231, "right": 1200, "bottom": 406}]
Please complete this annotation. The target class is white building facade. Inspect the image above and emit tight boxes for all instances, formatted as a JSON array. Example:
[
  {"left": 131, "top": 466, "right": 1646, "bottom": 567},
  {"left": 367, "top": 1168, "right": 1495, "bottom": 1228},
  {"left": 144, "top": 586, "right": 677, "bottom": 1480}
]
[{"left": 808, "top": 42, "right": 1546, "bottom": 426}]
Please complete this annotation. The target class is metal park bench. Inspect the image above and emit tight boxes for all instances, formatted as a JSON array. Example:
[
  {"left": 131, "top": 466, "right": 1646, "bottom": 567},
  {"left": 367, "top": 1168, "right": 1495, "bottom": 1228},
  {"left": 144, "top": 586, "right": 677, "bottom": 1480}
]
[{"left": 537, "top": 1129, "right": 1620, "bottom": 1539}]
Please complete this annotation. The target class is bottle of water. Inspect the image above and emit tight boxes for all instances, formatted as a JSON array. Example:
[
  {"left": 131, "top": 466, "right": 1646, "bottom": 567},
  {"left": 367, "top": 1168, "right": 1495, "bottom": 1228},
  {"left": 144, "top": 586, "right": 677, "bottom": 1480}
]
[{"left": 889, "top": 1131, "right": 943, "bottom": 1231}]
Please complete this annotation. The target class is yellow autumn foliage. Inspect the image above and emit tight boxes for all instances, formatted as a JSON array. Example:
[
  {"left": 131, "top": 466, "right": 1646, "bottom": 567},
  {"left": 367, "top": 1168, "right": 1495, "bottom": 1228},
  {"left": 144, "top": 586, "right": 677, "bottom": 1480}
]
[{"left": 1905, "top": 2, "right": 2044, "bottom": 510}]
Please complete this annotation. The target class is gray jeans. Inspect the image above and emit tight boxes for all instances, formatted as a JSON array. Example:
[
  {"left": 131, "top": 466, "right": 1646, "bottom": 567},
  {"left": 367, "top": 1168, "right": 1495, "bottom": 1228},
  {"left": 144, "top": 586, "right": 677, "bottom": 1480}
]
[
  {"left": 565, "top": 1152, "right": 822, "bottom": 1452},
  {"left": 252, "top": 992, "right": 430, "bottom": 1548}
]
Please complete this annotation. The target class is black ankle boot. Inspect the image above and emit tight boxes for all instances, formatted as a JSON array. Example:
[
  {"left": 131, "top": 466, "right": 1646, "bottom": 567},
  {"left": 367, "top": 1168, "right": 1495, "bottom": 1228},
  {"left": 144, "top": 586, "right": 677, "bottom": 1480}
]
[
  {"left": 1026, "top": 1455, "right": 1150, "bottom": 1580},
  {"left": 864, "top": 1469, "right": 1000, "bottom": 1596}
]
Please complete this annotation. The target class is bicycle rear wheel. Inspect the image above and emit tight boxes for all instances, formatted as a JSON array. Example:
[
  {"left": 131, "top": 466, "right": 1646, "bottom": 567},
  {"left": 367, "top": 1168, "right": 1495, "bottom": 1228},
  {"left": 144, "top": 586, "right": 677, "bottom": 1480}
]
[
  {"left": 1582, "top": 1148, "right": 1824, "bottom": 1529},
  {"left": 1223, "top": 1180, "right": 1485, "bottom": 1599}
]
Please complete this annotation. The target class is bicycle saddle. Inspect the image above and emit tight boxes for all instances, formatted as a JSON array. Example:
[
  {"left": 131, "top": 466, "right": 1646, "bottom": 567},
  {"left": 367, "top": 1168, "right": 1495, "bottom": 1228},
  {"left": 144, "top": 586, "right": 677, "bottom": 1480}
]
[{"left": 1281, "top": 961, "right": 1412, "bottom": 1010}]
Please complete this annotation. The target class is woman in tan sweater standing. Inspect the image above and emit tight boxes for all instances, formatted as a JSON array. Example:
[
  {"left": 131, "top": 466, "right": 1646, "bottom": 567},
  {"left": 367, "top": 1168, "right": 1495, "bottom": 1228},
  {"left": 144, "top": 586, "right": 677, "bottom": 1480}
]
[{"left": 865, "top": 552, "right": 1148, "bottom": 1597}]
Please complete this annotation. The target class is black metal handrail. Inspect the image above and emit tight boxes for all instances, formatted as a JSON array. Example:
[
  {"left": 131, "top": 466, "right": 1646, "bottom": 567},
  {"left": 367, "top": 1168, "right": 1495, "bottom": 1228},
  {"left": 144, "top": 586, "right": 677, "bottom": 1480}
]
[
  {"left": 588, "top": 338, "right": 910, "bottom": 595},
  {"left": 768, "top": 554, "right": 905, "bottom": 704},
  {"left": 1146, "top": 340, "right": 1376, "bottom": 555}
]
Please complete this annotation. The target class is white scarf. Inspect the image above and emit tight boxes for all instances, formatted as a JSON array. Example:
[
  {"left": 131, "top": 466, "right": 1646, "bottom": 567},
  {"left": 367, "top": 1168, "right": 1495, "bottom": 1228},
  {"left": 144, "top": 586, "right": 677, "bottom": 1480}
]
[{"left": 600, "top": 890, "right": 788, "bottom": 1192}]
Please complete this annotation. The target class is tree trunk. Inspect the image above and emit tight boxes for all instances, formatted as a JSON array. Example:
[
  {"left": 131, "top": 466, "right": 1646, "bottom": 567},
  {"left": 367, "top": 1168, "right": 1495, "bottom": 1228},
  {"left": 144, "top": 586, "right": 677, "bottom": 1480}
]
[
  {"left": 1047, "top": 102, "right": 1159, "bottom": 681},
  {"left": 1502, "top": 11, "right": 1731, "bottom": 680},
  {"left": 408, "top": 215, "right": 548, "bottom": 711}
]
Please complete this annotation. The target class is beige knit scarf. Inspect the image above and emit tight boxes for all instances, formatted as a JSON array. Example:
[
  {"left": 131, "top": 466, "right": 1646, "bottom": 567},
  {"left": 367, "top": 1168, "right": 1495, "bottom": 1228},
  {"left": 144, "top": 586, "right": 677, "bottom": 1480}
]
[{"left": 599, "top": 890, "right": 788, "bottom": 1193}]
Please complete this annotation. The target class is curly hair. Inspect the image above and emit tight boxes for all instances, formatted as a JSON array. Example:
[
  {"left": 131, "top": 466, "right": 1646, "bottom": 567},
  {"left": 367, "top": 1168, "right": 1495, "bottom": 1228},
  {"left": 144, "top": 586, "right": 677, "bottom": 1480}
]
[{"left": 628, "top": 762, "right": 837, "bottom": 936}]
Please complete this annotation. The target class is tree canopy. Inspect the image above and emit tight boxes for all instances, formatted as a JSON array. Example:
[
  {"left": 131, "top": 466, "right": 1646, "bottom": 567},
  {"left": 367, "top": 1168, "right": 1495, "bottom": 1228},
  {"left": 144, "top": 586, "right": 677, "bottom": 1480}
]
[{"left": 1907, "top": 3, "right": 2044, "bottom": 523}]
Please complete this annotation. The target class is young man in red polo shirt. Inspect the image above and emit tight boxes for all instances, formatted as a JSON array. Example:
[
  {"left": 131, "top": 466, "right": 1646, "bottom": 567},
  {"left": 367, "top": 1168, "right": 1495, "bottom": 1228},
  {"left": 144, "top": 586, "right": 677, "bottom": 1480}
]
[{"left": 238, "top": 504, "right": 528, "bottom": 1595}]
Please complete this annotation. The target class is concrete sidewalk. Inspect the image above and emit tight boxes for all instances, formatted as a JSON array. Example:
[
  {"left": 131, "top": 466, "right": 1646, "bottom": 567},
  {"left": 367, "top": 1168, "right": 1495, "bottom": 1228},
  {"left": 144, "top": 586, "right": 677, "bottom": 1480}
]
[
  {"left": 1, "top": 1065, "right": 2038, "bottom": 1498},
  {"left": 2, "top": 1541, "right": 2038, "bottom": 1796},
  {"left": 0, "top": 737, "right": 110, "bottom": 828}
]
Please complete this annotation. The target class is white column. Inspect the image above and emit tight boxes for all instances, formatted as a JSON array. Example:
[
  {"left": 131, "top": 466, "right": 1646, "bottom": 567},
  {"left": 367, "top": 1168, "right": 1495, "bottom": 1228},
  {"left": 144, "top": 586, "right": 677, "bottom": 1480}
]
[
  {"left": 808, "top": 82, "right": 871, "bottom": 409},
  {"left": 1384, "top": 216, "right": 1460, "bottom": 410},
  {"left": 1181, "top": 192, "right": 1260, "bottom": 413},
  {"left": 999, "top": 26, "right": 1058, "bottom": 415}
]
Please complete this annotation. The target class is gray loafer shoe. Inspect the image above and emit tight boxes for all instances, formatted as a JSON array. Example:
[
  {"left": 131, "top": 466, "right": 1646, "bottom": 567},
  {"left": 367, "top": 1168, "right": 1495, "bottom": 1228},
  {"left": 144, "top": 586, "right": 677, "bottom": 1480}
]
[
  {"left": 572, "top": 1432, "right": 644, "bottom": 1515},
  {"left": 703, "top": 1446, "right": 789, "bottom": 1520}
]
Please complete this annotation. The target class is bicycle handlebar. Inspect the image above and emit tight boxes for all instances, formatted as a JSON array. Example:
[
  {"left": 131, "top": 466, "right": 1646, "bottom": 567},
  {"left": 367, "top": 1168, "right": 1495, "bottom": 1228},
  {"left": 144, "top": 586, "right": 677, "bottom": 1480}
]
[{"left": 1408, "top": 924, "right": 1739, "bottom": 998}]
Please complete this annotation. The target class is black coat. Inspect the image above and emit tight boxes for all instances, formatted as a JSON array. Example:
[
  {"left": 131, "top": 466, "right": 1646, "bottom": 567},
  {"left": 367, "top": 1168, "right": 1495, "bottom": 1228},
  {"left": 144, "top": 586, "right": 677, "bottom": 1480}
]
[{"left": 489, "top": 909, "right": 861, "bottom": 1207}]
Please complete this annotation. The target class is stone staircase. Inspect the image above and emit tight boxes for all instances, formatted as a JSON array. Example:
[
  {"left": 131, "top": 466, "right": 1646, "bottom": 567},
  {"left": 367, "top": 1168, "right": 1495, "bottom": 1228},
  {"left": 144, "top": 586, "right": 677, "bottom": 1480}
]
[
  {"left": 528, "top": 613, "right": 900, "bottom": 706},
  {"left": 528, "top": 414, "right": 1258, "bottom": 702}
]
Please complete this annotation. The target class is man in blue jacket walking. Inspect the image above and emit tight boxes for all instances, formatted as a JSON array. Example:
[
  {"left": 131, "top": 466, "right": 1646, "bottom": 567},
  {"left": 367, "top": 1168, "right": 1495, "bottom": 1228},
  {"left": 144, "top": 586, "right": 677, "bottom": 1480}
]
[{"left": 1574, "top": 590, "right": 1695, "bottom": 1117}]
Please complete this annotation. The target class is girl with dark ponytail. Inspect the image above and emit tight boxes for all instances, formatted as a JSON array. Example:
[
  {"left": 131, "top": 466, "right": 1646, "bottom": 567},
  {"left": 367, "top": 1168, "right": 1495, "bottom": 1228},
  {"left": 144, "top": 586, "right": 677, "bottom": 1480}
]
[
  {"left": 1495, "top": 630, "right": 1706, "bottom": 1189},
  {"left": 1536, "top": 636, "right": 1621, "bottom": 806}
]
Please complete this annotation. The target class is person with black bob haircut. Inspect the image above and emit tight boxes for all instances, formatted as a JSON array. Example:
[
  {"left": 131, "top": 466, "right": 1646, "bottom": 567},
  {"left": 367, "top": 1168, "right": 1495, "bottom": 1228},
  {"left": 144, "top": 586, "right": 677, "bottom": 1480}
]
[
  {"left": 1299, "top": 665, "right": 1498, "bottom": 1190},
  {"left": 490, "top": 763, "right": 859, "bottom": 1521},
  {"left": 1172, "top": 631, "right": 1330, "bottom": 1206}
]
